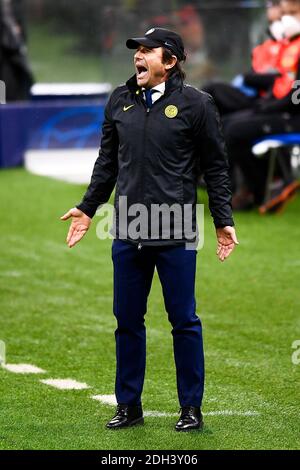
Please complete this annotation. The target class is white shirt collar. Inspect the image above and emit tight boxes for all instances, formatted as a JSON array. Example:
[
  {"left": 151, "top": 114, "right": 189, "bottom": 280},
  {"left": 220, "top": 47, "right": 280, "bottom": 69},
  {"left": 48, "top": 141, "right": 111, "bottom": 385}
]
[
  {"left": 142, "top": 82, "right": 166, "bottom": 104},
  {"left": 151, "top": 82, "right": 166, "bottom": 95}
]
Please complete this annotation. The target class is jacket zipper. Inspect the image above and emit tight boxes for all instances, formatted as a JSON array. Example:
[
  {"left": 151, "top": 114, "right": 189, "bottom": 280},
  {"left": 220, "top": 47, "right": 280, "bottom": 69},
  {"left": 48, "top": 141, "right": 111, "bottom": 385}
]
[
  {"left": 138, "top": 97, "right": 150, "bottom": 248},
  {"left": 138, "top": 92, "right": 171, "bottom": 248},
  {"left": 139, "top": 91, "right": 170, "bottom": 190}
]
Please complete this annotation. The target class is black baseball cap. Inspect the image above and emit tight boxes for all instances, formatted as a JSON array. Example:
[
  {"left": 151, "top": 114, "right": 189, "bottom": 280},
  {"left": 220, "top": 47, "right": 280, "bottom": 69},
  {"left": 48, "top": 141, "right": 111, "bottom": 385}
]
[{"left": 126, "top": 27, "right": 185, "bottom": 61}]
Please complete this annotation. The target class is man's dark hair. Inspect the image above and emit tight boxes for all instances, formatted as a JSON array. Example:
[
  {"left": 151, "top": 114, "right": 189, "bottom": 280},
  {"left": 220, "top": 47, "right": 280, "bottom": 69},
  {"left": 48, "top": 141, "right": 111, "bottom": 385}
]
[{"left": 162, "top": 48, "right": 187, "bottom": 81}]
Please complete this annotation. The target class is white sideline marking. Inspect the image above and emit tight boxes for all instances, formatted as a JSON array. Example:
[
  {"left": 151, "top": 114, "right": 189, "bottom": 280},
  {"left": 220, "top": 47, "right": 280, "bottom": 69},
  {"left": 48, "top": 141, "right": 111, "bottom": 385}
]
[
  {"left": 41, "top": 379, "right": 90, "bottom": 390},
  {"left": 0, "top": 270, "right": 22, "bottom": 278},
  {"left": 31, "top": 83, "right": 112, "bottom": 96},
  {"left": 0, "top": 340, "right": 6, "bottom": 365},
  {"left": 92, "top": 394, "right": 117, "bottom": 406},
  {"left": 205, "top": 410, "right": 259, "bottom": 417},
  {"left": 91, "top": 396, "right": 176, "bottom": 417},
  {"left": 144, "top": 411, "right": 177, "bottom": 418},
  {"left": 145, "top": 411, "right": 260, "bottom": 418},
  {"left": 91, "top": 395, "right": 259, "bottom": 417},
  {"left": 25, "top": 149, "right": 97, "bottom": 184},
  {"left": 286, "top": 260, "right": 300, "bottom": 267},
  {"left": 3, "top": 364, "right": 46, "bottom": 374}
]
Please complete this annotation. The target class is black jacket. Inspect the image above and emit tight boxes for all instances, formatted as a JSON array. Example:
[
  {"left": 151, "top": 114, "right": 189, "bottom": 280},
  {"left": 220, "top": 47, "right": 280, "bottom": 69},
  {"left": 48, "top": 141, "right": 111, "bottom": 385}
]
[{"left": 77, "top": 72, "right": 234, "bottom": 245}]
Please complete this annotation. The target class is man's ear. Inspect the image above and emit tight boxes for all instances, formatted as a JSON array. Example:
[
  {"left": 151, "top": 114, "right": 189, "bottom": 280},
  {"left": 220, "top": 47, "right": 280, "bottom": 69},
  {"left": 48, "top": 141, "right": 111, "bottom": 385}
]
[{"left": 165, "top": 55, "right": 178, "bottom": 70}]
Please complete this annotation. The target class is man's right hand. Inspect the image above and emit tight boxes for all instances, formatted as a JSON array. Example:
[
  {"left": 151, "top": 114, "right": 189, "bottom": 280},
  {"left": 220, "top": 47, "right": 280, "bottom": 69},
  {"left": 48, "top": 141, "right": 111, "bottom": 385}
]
[{"left": 60, "top": 208, "right": 92, "bottom": 248}]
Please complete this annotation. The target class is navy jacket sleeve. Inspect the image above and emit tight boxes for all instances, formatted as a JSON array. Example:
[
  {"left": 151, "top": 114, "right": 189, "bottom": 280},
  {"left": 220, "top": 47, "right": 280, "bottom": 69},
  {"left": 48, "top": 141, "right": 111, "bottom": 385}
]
[
  {"left": 194, "top": 93, "right": 234, "bottom": 228},
  {"left": 76, "top": 93, "right": 119, "bottom": 218},
  {"left": 243, "top": 70, "right": 279, "bottom": 91}
]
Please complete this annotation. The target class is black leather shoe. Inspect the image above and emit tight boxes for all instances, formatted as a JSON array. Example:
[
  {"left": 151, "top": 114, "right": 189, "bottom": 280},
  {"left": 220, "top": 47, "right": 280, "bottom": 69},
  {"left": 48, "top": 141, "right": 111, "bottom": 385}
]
[
  {"left": 106, "top": 404, "right": 144, "bottom": 429},
  {"left": 175, "top": 406, "right": 203, "bottom": 432}
]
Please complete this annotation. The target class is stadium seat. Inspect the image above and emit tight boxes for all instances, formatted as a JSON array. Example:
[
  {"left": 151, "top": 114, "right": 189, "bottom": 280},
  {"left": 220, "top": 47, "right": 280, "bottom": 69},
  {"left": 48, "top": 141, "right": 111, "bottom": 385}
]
[{"left": 252, "top": 134, "right": 300, "bottom": 214}]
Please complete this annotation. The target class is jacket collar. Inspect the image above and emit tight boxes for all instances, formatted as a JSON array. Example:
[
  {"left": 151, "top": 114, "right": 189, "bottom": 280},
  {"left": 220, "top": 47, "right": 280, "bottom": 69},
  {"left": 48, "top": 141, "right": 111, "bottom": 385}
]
[{"left": 126, "top": 72, "right": 183, "bottom": 96}]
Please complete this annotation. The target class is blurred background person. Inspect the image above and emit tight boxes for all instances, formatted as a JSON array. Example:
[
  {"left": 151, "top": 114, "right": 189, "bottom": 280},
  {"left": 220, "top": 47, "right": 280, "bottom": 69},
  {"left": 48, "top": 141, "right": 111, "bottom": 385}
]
[
  {"left": 203, "top": 0, "right": 284, "bottom": 115},
  {"left": 223, "top": 0, "right": 300, "bottom": 211},
  {"left": 0, "top": 0, "right": 34, "bottom": 101},
  {"left": 251, "top": 0, "right": 284, "bottom": 76},
  {"left": 174, "top": 4, "right": 216, "bottom": 82}
]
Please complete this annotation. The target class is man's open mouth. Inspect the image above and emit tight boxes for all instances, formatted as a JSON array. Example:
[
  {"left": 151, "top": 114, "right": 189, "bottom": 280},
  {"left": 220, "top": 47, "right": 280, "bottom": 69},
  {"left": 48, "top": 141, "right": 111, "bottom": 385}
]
[{"left": 136, "top": 65, "right": 148, "bottom": 80}]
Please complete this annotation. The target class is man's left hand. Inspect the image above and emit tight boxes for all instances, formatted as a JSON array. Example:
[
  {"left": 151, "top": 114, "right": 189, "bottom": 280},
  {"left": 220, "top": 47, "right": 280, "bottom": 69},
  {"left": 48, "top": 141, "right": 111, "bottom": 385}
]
[{"left": 216, "top": 226, "right": 239, "bottom": 262}]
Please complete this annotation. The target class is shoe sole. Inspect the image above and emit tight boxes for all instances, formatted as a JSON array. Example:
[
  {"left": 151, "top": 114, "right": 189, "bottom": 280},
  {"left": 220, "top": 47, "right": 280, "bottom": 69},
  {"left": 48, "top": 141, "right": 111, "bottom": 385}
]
[{"left": 106, "top": 417, "right": 144, "bottom": 430}]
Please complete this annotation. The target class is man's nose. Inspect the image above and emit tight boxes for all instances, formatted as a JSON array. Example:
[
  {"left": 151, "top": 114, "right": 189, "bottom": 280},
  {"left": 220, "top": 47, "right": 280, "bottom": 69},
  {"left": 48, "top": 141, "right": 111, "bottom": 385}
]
[{"left": 134, "top": 50, "right": 143, "bottom": 60}]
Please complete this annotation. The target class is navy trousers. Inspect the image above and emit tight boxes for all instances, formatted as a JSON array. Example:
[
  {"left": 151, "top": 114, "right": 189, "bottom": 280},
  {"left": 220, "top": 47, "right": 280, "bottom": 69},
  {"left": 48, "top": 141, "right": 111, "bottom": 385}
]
[{"left": 112, "top": 240, "right": 205, "bottom": 408}]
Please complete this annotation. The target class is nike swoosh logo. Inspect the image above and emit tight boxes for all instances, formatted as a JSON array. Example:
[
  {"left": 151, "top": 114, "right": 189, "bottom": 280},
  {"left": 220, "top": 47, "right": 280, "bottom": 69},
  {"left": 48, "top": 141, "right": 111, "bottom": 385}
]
[{"left": 123, "top": 105, "right": 135, "bottom": 112}]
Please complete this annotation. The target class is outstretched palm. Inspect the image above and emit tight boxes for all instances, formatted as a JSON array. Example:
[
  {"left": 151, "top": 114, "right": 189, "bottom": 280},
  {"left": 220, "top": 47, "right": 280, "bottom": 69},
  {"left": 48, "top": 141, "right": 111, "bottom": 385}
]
[
  {"left": 216, "top": 226, "right": 239, "bottom": 262},
  {"left": 61, "top": 208, "right": 92, "bottom": 248}
]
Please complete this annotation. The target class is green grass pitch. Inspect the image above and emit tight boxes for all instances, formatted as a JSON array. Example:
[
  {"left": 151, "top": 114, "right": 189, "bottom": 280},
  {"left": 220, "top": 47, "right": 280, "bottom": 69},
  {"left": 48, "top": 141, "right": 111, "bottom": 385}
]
[{"left": 0, "top": 168, "right": 299, "bottom": 450}]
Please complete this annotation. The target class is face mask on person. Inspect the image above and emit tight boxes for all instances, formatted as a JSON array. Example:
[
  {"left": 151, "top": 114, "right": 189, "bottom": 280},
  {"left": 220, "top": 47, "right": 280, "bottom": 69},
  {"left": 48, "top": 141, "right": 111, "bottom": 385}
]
[
  {"left": 281, "top": 15, "right": 300, "bottom": 39},
  {"left": 269, "top": 20, "right": 285, "bottom": 41}
]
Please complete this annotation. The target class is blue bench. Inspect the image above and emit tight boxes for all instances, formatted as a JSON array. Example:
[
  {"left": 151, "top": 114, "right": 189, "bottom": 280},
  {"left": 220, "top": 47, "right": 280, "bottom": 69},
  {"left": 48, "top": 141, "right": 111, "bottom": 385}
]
[{"left": 252, "top": 134, "right": 300, "bottom": 210}]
